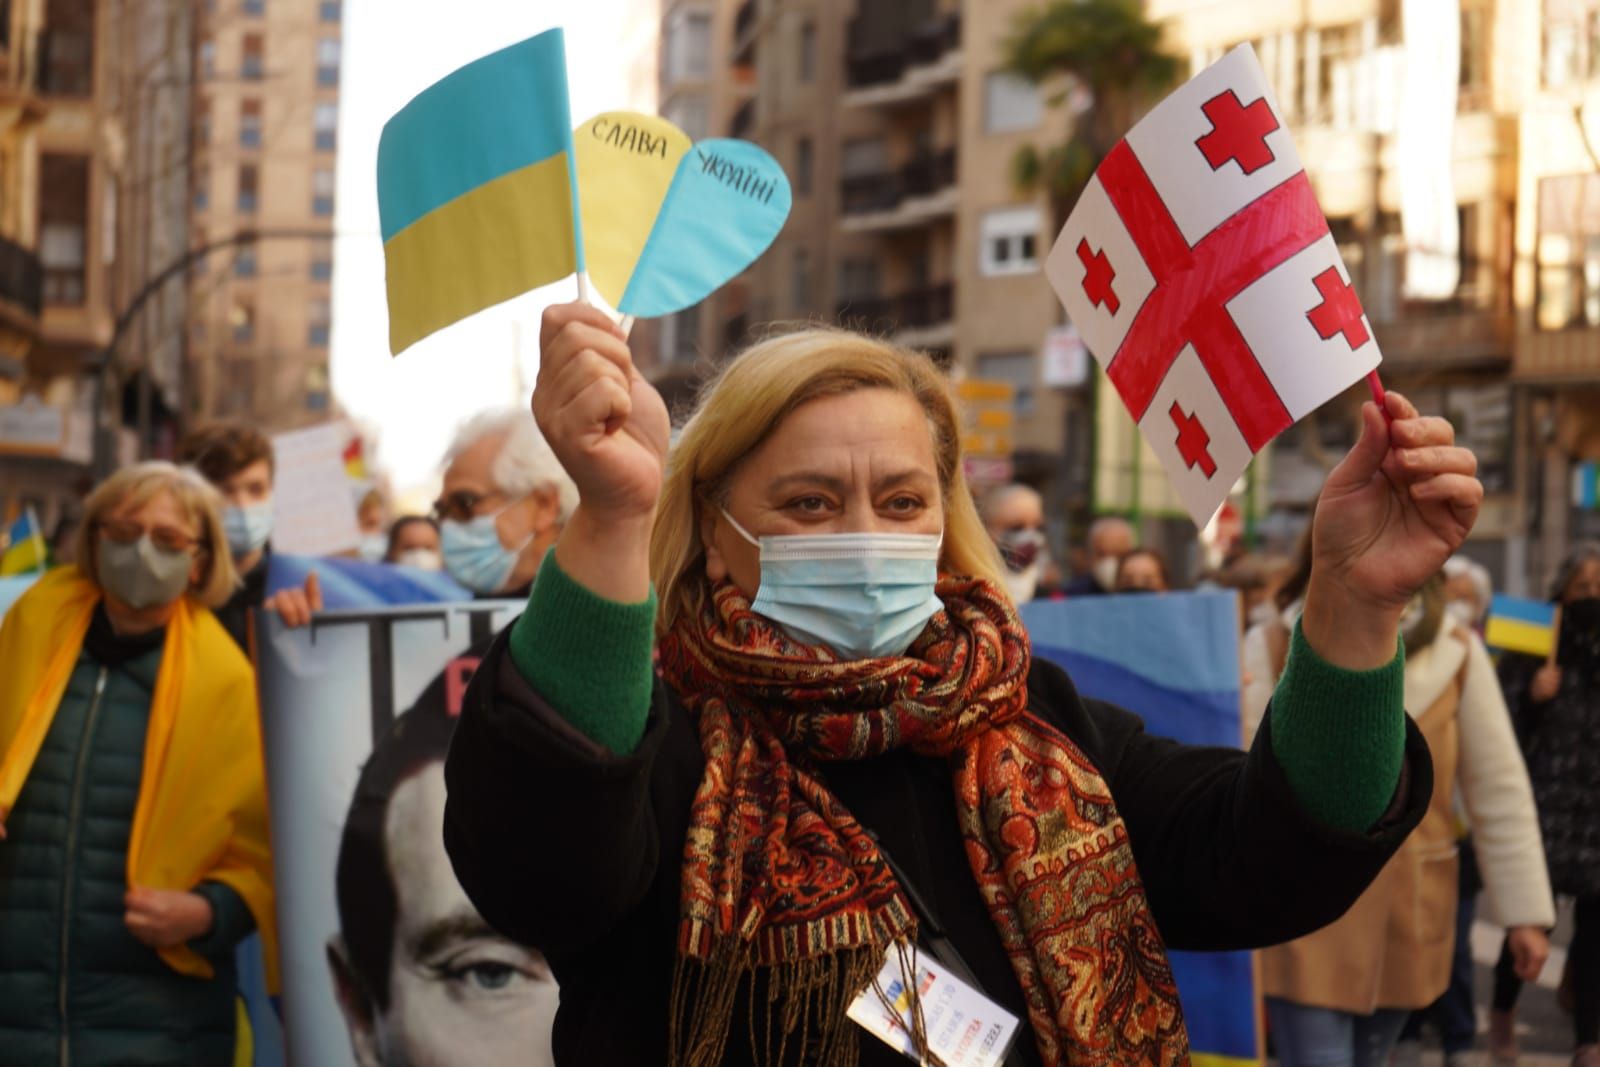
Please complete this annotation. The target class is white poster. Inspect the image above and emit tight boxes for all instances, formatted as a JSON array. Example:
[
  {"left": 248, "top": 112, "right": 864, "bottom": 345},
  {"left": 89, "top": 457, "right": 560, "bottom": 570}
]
[{"left": 271, "top": 424, "right": 363, "bottom": 556}]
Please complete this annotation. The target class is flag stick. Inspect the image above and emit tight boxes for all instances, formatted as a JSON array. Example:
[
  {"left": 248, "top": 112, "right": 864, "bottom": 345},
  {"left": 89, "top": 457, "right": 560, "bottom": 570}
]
[
  {"left": 576, "top": 271, "right": 590, "bottom": 304},
  {"left": 619, "top": 314, "right": 635, "bottom": 338},
  {"left": 1365, "top": 369, "right": 1386, "bottom": 409}
]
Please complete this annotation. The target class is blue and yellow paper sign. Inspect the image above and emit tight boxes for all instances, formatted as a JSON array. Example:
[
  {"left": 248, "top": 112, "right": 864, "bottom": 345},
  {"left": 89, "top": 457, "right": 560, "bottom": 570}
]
[
  {"left": 1485, "top": 595, "right": 1558, "bottom": 659},
  {"left": 0, "top": 508, "right": 46, "bottom": 576},
  {"left": 377, "top": 29, "right": 584, "bottom": 354}
]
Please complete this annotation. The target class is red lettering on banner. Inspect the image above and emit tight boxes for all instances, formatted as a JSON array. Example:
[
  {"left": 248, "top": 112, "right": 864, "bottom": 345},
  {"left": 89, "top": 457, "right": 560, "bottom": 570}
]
[
  {"left": 1306, "top": 267, "right": 1370, "bottom": 349},
  {"left": 1096, "top": 140, "right": 1329, "bottom": 451},
  {"left": 1170, "top": 403, "right": 1218, "bottom": 478},
  {"left": 1076, "top": 238, "right": 1120, "bottom": 314},
  {"left": 444, "top": 656, "right": 482, "bottom": 718},
  {"left": 1196, "top": 90, "right": 1281, "bottom": 175}
]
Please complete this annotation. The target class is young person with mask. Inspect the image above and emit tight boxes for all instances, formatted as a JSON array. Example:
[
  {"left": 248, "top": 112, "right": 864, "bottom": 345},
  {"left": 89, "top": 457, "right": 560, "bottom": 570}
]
[
  {"left": 1491, "top": 543, "right": 1600, "bottom": 1067},
  {"left": 980, "top": 483, "right": 1055, "bottom": 605},
  {"left": 0, "top": 462, "right": 277, "bottom": 1065},
  {"left": 444, "top": 302, "right": 1480, "bottom": 1066},
  {"left": 432, "top": 409, "right": 575, "bottom": 600},
  {"left": 1243, "top": 539, "right": 1552, "bottom": 1067},
  {"left": 177, "top": 422, "right": 323, "bottom": 645},
  {"left": 1063, "top": 515, "right": 1134, "bottom": 597},
  {"left": 1115, "top": 547, "right": 1172, "bottom": 593},
  {"left": 383, "top": 515, "right": 444, "bottom": 572}
]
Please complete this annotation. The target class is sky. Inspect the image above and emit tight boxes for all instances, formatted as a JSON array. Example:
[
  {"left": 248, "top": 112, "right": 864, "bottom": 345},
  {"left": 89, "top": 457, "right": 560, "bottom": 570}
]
[{"left": 329, "top": 0, "right": 654, "bottom": 505}]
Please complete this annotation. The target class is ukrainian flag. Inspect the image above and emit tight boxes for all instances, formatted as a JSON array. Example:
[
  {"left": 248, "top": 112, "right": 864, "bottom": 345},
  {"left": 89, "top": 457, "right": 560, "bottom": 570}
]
[
  {"left": 0, "top": 508, "right": 47, "bottom": 576},
  {"left": 1485, "top": 594, "right": 1557, "bottom": 658},
  {"left": 378, "top": 29, "right": 583, "bottom": 354}
]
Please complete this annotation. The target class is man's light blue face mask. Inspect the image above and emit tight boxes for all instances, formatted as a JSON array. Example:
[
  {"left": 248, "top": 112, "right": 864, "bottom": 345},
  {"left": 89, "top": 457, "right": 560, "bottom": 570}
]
[{"left": 722, "top": 510, "right": 945, "bottom": 661}]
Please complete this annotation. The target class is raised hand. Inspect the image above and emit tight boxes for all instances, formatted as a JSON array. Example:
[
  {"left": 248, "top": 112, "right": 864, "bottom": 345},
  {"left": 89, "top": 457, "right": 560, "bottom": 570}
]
[
  {"left": 534, "top": 302, "right": 670, "bottom": 602},
  {"left": 1303, "top": 391, "right": 1483, "bottom": 668}
]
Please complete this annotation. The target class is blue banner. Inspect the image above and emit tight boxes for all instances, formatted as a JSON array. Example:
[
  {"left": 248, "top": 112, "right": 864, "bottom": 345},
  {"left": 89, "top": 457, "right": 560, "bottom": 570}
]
[{"left": 1021, "top": 590, "right": 1260, "bottom": 1066}]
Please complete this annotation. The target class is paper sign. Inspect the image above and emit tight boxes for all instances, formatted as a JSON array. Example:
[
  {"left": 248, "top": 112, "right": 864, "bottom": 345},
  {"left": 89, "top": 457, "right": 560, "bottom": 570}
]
[
  {"left": 1044, "top": 44, "right": 1380, "bottom": 528},
  {"left": 846, "top": 950, "right": 1021, "bottom": 1067},
  {"left": 271, "top": 424, "right": 362, "bottom": 556},
  {"left": 574, "top": 112, "right": 693, "bottom": 307},
  {"left": 575, "top": 115, "right": 792, "bottom": 318}
]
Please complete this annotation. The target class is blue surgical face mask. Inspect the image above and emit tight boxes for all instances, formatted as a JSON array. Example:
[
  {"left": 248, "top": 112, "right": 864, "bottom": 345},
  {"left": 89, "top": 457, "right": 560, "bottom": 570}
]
[
  {"left": 723, "top": 510, "right": 945, "bottom": 660},
  {"left": 223, "top": 499, "right": 274, "bottom": 558},
  {"left": 441, "top": 502, "right": 531, "bottom": 594}
]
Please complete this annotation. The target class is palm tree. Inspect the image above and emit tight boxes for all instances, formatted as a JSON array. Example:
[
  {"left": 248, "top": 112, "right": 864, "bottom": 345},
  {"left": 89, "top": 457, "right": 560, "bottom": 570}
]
[{"left": 1002, "top": 0, "right": 1181, "bottom": 228}]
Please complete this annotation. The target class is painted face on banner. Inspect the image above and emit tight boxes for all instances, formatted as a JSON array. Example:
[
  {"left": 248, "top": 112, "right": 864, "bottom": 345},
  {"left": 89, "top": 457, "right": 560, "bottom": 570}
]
[{"left": 335, "top": 762, "right": 559, "bottom": 1067}]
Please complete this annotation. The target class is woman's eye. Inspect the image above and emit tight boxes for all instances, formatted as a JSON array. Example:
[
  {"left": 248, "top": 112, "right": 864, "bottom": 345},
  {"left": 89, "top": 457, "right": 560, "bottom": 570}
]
[
  {"left": 886, "top": 496, "right": 922, "bottom": 513},
  {"left": 789, "top": 496, "right": 829, "bottom": 513}
]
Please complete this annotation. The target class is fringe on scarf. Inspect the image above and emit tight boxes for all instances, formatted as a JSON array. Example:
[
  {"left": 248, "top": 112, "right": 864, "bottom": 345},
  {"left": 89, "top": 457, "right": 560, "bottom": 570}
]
[{"left": 667, "top": 938, "right": 932, "bottom": 1067}]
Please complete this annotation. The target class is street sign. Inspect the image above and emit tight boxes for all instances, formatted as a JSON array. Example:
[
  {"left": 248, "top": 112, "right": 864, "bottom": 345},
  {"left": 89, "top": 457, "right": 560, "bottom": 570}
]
[{"left": 1041, "top": 324, "right": 1089, "bottom": 387}]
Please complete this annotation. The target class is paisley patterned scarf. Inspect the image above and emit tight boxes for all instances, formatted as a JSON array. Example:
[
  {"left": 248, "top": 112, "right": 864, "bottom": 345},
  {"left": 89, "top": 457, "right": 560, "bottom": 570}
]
[{"left": 657, "top": 575, "right": 1189, "bottom": 1066}]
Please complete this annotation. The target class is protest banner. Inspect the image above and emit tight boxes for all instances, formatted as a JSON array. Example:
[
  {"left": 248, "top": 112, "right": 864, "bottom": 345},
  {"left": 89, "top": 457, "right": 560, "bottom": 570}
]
[
  {"left": 1045, "top": 43, "right": 1382, "bottom": 529},
  {"left": 1021, "top": 590, "right": 1261, "bottom": 1067},
  {"left": 258, "top": 592, "right": 558, "bottom": 1067},
  {"left": 270, "top": 424, "right": 363, "bottom": 556}
]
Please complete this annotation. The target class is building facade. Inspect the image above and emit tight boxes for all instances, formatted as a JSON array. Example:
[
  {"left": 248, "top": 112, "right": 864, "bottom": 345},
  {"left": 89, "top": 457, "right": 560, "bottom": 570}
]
[{"left": 187, "top": 0, "right": 342, "bottom": 431}]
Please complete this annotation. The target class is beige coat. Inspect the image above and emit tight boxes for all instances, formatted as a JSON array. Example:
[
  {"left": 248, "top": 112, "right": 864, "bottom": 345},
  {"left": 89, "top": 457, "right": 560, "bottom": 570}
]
[{"left": 1250, "top": 624, "right": 1555, "bottom": 1014}]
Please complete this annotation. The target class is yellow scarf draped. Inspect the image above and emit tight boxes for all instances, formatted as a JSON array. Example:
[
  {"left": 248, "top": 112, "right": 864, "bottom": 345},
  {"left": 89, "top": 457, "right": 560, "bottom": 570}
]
[{"left": 0, "top": 567, "right": 278, "bottom": 990}]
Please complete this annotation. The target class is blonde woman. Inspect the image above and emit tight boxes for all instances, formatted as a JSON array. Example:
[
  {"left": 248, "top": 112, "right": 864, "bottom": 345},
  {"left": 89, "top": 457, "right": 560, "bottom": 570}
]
[
  {"left": 445, "top": 303, "right": 1481, "bottom": 1066},
  {"left": 0, "top": 462, "right": 276, "bottom": 1066}
]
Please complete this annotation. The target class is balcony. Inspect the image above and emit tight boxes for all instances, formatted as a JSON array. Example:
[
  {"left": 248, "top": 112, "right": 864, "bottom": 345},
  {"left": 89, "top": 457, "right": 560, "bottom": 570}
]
[
  {"left": 834, "top": 284, "right": 953, "bottom": 347},
  {"left": 844, "top": 12, "right": 961, "bottom": 108},
  {"left": 38, "top": 30, "right": 92, "bottom": 97},
  {"left": 0, "top": 233, "right": 43, "bottom": 328},
  {"left": 839, "top": 149, "right": 958, "bottom": 233},
  {"left": 1363, "top": 254, "right": 1513, "bottom": 372}
]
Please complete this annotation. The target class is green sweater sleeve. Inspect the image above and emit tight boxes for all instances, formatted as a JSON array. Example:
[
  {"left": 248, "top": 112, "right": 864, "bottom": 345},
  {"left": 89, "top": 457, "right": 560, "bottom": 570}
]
[
  {"left": 1269, "top": 620, "right": 1406, "bottom": 834},
  {"left": 507, "top": 550, "right": 657, "bottom": 755}
]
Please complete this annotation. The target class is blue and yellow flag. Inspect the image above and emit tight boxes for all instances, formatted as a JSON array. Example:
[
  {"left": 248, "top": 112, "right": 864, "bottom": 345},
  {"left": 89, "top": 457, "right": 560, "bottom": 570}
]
[
  {"left": 1485, "top": 594, "right": 1557, "bottom": 658},
  {"left": 0, "top": 508, "right": 46, "bottom": 576},
  {"left": 378, "top": 29, "right": 583, "bottom": 354}
]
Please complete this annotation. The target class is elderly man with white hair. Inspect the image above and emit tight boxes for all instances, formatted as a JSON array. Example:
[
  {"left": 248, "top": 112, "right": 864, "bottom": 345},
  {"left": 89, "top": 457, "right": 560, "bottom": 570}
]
[{"left": 434, "top": 408, "right": 579, "bottom": 597}]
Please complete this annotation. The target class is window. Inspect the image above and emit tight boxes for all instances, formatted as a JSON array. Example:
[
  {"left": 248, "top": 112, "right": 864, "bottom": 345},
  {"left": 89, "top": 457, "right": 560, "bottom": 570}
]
[
  {"left": 316, "top": 37, "right": 340, "bottom": 86},
  {"left": 662, "top": 304, "right": 701, "bottom": 364},
  {"left": 193, "top": 166, "right": 210, "bottom": 211},
  {"left": 308, "top": 298, "right": 331, "bottom": 347},
  {"left": 837, "top": 258, "right": 881, "bottom": 300},
  {"left": 1536, "top": 173, "right": 1600, "bottom": 329},
  {"left": 1547, "top": 20, "right": 1579, "bottom": 89},
  {"left": 795, "top": 137, "right": 812, "bottom": 196},
  {"left": 791, "top": 248, "right": 811, "bottom": 312},
  {"left": 1311, "top": 23, "right": 1362, "bottom": 124},
  {"left": 320, "top": 0, "right": 341, "bottom": 21},
  {"left": 314, "top": 102, "right": 338, "bottom": 151},
  {"left": 840, "top": 137, "right": 888, "bottom": 177},
  {"left": 38, "top": 154, "right": 89, "bottom": 305},
  {"left": 979, "top": 207, "right": 1041, "bottom": 276},
  {"left": 664, "top": 9, "right": 711, "bottom": 84},
  {"left": 663, "top": 94, "right": 709, "bottom": 141},
  {"left": 305, "top": 362, "right": 330, "bottom": 411},
  {"left": 232, "top": 302, "right": 256, "bottom": 344},
  {"left": 242, "top": 33, "right": 265, "bottom": 79},
  {"left": 243, "top": 0, "right": 264, "bottom": 14},
  {"left": 238, "top": 164, "right": 258, "bottom": 213},
  {"left": 983, "top": 72, "right": 1041, "bottom": 133},
  {"left": 799, "top": 21, "right": 816, "bottom": 83},
  {"left": 240, "top": 99, "right": 262, "bottom": 149},
  {"left": 1459, "top": 3, "right": 1489, "bottom": 96},
  {"left": 40, "top": 11, "right": 93, "bottom": 96},
  {"left": 198, "top": 38, "right": 216, "bottom": 80},
  {"left": 312, "top": 167, "right": 335, "bottom": 216},
  {"left": 234, "top": 242, "right": 258, "bottom": 277},
  {"left": 976, "top": 351, "right": 1037, "bottom": 417},
  {"left": 310, "top": 239, "right": 333, "bottom": 281}
]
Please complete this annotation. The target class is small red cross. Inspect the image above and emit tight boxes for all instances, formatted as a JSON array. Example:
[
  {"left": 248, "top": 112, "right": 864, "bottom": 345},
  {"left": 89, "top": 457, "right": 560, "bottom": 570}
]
[
  {"left": 1195, "top": 90, "right": 1280, "bottom": 175},
  {"left": 1076, "top": 239, "right": 1120, "bottom": 314},
  {"left": 1169, "top": 402, "right": 1217, "bottom": 478},
  {"left": 1306, "top": 267, "right": 1370, "bottom": 349}
]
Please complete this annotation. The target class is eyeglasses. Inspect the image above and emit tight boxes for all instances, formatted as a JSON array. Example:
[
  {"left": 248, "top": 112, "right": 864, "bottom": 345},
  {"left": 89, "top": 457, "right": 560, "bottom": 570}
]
[
  {"left": 97, "top": 519, "right": 205, "bottom": 554},
  {"left": 430, "top": 488, "right": 505, "bottom": 525}
]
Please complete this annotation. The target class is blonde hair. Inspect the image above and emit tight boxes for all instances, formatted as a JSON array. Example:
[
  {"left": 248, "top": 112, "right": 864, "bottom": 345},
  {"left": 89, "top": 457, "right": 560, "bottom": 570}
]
[
  {"left": 75, "top": 461, "right": 240, "bottom": 609},
  {"left": 650, "top": 327, "right": 1003, "bottom": 634}
]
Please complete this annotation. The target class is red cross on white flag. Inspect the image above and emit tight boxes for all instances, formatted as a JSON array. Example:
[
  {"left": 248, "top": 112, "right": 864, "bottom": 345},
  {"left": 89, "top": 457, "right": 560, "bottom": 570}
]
[{"left": 1044, "top": 44, "right": 1381, "bottom": 528}]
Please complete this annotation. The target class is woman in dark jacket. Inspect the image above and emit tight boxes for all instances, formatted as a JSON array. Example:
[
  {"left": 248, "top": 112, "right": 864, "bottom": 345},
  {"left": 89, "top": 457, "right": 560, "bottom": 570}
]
[
  {"left": 1490, "top": 543, "right": 1600, "bottom": 1067},
  {"left": 0, "top": 462, "right": 277, "bottom": 1066},
  {"left": 444, "top": 303, "right": 1484, "bottom": 1066}
]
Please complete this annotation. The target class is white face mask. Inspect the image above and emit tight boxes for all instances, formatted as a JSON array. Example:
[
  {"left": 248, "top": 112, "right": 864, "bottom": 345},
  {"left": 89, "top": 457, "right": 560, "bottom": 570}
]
[
  {"left": 723, "top": 510, "right": 945, "bottom": 660},
  {"left": 397, "top": 548, "right": 443, "bottom": 572},
  {"left": 1444, "top": 600, "right": 1478, "bottom": 628},
  {"left": 1093, "top": 556, "right": 1120, "bottom": 592},
  {"left": 1003, "top": 563, "right": 1040, "bottom": 605}
]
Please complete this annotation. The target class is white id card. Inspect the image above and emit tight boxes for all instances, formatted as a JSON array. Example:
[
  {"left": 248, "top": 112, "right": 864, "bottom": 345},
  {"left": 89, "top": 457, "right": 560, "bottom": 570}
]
[{"left": 846, "top": 949, "right": 1021, "bottom": 1067}]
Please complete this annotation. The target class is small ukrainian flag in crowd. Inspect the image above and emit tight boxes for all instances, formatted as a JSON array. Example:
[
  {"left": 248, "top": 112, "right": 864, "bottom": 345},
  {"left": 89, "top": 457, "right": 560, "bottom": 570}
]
[
  {"left": 0, "top": 508, "right": 47, "bottom": 576},
  {"left": 377, "top": 28, "right": 583, "bottom": 354},
  {"left": 1485, "top": 594, "right": 1558, "bottom": 659}
]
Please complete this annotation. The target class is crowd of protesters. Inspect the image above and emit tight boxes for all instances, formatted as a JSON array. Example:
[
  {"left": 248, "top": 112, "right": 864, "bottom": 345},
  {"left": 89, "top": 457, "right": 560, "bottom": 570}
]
[{"left": 0, "top": 307, "right": 1595, "bottom": 1066}]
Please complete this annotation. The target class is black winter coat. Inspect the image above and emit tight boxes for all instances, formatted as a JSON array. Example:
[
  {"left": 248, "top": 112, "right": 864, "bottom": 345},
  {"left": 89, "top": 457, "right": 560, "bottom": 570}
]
[
  {"left": 444, "top": 632, "right": 1432, "bottom": 1066},
  {"left": 0, "top": 618, "right": 256, "bottom": 1066}
]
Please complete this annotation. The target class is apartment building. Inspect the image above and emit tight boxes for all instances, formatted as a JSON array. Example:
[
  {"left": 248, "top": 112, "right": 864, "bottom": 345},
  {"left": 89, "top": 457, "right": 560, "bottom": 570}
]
[{"left": 187, "top": 0, "right": 342, "bottom": 430}]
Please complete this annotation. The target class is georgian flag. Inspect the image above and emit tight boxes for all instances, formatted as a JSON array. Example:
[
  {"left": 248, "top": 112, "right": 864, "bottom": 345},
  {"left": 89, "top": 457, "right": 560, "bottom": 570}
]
[{"left": 1045, "top": 44, "right": 1381, "bottom": 528}]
